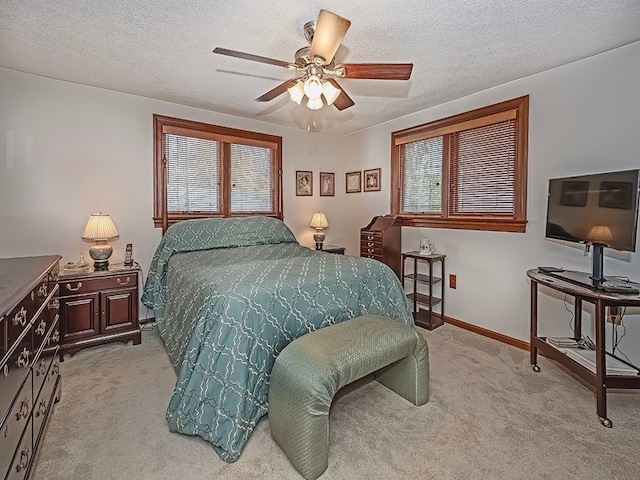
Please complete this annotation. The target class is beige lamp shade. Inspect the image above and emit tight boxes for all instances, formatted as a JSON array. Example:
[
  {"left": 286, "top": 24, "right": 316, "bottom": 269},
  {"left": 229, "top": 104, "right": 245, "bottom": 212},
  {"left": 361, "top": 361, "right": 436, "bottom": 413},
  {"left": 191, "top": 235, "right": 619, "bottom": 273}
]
[
  {"left": 310, "top": 212, "right": 329, "bottom": 229},
  {"left": 82, "top": 213, "right": 119, "bottom": 240},
  {"left": 588, "top": 225, "right": 613, "bottom": 244}
]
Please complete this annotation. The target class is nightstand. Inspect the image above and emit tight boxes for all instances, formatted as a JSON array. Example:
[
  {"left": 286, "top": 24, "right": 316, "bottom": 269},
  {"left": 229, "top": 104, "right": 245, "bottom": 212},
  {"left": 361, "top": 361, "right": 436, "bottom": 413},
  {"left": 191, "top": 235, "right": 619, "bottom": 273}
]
[
  {"left": 318, "top": 244, "right": 346, "bottom": 255},
  {"left": 57, "top": 263, "right": 141, "bottom": 359}
]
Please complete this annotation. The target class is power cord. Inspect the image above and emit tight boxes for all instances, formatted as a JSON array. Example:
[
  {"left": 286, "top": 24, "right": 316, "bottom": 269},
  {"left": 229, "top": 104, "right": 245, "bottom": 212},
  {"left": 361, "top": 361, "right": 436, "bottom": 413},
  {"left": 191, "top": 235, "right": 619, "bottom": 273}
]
[
  {"left": 563, "top": 294, "right": 575, "bottom": 334},
  {"left": 134, "top": 261, "right": 157, "bottom": 332}
]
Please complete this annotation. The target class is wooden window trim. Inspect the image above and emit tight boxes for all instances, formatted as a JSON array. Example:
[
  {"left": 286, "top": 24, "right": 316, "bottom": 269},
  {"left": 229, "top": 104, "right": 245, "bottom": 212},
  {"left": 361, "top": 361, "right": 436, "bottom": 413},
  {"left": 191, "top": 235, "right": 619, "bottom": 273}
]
[
  {"left": 153, "top": 115, "right": 283, "bottom": 229},
  {"left": 391, "top": 96, "right": 529, "bottom": 233}
]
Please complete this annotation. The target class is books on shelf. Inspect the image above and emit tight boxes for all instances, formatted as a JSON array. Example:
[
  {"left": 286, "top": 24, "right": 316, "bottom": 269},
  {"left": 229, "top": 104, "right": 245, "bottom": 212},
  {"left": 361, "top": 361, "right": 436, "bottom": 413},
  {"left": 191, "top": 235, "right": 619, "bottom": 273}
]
[
  {"left": 563, "top": 348, "right": 638, "bottom": 376},
  {"left": 546, "top": 337, "right": 580, "bottom": 348}
]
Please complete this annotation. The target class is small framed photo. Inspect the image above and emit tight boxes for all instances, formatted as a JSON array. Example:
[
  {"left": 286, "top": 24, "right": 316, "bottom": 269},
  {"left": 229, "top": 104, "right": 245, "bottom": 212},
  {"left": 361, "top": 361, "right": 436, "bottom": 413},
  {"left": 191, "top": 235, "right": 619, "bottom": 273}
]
[
  {"left": 296, "top": 170, "right": 312, "bottom": 196},
  {"left": 363, "top": 168, "right": 381, "bottom": 192},
  {"left": 320, "top": 172, "right": 335, "bottom": 196},
  {"left": 346, "top": 171, "right": 361, "bottom": 193},
  {"left": 559, "top": 181, "right": 588, "bottom": 207},
  {"left": 599, "top": 181, "right": 633, "bottom": 209}
]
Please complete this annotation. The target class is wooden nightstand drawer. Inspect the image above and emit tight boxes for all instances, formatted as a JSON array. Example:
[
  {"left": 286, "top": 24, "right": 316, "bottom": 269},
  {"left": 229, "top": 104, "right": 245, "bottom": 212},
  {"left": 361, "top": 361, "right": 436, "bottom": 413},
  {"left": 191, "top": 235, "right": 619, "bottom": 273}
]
[{"left": 60, "top": 273, "right": 138, "bottom": 297}]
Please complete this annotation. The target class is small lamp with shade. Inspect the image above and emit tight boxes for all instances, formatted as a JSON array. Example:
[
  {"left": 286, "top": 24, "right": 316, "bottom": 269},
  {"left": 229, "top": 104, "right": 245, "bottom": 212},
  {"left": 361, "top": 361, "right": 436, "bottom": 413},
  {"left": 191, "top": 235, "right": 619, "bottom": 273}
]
[
  {"left": 310, "top": 212, "right": 329, "bottom": 250},
  {"left": 82, "top": 213, "right": 119, "bottom": 270}
]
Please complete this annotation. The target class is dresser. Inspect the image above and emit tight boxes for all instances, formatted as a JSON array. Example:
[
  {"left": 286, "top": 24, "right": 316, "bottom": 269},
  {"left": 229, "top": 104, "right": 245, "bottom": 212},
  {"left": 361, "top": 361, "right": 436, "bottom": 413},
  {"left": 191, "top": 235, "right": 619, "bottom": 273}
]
[
  {"left": 360, "top": 215, "right": 402, "bottom": 279},
  {"left": 1, "top": 255, "right": 61, "bottom": 480},
  {"left": 58, "top": 264, "right": 141, "bottom": 359}
]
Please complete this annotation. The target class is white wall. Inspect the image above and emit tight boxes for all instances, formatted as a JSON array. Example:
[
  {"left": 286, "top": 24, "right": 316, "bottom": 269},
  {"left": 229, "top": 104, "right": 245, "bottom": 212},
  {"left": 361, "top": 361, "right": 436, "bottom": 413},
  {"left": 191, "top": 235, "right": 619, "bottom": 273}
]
[
  {"left": 0, "top": 68, "right": 348, "bottom": 313},
  {"left": 2, "top": 41, "right": 639, "bottom": 363},
  {"left": 342, "top": 41, "right": 640, "bottom": 364}
]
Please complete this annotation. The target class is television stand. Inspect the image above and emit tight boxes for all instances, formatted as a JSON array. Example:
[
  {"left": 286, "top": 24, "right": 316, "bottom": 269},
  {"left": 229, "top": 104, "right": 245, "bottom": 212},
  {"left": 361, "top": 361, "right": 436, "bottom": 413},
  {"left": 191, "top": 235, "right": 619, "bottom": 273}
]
[{"left": 527, "top": 268, "right": 640, "bottom": 428}]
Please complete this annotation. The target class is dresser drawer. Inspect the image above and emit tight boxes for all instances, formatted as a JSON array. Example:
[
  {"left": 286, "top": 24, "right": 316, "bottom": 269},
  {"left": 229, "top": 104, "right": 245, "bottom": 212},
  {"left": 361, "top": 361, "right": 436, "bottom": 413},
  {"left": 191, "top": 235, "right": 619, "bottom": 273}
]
[
  {"left": 60, "top": 273, "right": 138, "bottom": 297},
  {"left": 361, "top": 232, "right": 383, "bottom": 243},
  {"left": 0, "top": 371, "right": 32, "bottom": 477},
  {"left": 4, "top": 418, "right": 32, "bottom": 480},
  {"left": 361, "top": 253, "right": 383, "bottom": 261},
  {"left": 360, "top": 245, "right": 383, "bottom": 256},
  {"left": 33, "top": 317, "right": 59, "bottom": 400},
  {"left": 0, "top": 316, "right": 6, "bottom": 360},
  {"left": 33, "top": 346, "right": 60, "bottom": 446}
]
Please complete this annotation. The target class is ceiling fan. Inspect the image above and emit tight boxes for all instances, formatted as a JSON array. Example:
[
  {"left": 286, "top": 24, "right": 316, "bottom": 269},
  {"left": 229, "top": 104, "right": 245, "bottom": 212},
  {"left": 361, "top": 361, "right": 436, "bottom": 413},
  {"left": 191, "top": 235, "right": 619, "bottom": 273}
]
[{"left": 213, "top": 9, "right": 413, "bottom": 112}]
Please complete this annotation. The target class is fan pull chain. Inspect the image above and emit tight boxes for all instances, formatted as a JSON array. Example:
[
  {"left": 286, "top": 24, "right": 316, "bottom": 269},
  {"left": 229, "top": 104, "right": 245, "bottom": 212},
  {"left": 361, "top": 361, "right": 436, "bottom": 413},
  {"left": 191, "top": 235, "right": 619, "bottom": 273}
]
[{"left": 307, "top": 109, "right": 317, "bottom": 132}]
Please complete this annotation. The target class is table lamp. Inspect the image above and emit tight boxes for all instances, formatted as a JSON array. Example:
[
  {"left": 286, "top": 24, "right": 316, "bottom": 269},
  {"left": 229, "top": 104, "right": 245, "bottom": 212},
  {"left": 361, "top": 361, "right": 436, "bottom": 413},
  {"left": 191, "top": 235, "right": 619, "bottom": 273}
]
[
  {"left": 310, "top": 212, "right": 329, "bottom": 250},
  {"left": 82, "top": 213, "right": 119, "bottom": 270}
]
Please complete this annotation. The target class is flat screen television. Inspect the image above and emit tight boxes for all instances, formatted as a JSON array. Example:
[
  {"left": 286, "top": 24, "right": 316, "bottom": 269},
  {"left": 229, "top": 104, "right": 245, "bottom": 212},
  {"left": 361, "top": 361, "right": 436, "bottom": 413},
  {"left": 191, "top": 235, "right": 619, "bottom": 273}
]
[{"left": 545, "top": 169, "right": 640, "bottom": 288}]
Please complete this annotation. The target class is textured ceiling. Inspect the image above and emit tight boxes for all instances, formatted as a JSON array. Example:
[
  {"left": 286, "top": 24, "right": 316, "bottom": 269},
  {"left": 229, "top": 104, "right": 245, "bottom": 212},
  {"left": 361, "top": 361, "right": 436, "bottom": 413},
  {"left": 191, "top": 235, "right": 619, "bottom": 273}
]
[{"left": 1, "top": 1, "right": 640, "bottom": 136}]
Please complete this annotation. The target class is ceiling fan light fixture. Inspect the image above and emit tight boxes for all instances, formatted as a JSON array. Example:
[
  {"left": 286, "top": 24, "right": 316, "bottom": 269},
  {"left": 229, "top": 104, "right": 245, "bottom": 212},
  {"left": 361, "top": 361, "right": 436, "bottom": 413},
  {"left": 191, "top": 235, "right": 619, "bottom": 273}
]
[
  {"left": 309, "top": 10, "right": 351, "bottom": 65},
  {"left": 322, "top": 81, "right": 341, "bottom": 105},
  {"left": 287, "top": 81, "right": 305, "bottom": 104},
  {"left": 303, "top": 75, "right": 323, "bottom": 100},
  {"left": 307, "top": 97, "right": 323, "bottom": 110}
]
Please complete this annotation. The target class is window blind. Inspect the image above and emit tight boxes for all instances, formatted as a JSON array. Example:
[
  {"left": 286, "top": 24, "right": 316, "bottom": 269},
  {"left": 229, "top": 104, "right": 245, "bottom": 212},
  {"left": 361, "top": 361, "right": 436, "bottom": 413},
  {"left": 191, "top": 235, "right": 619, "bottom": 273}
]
[
  {"left": 165, "top": 134, "right": 220, "bottom": 213},
  {"left": 401, "top": 137, "right": 443, "bottom": 213},
  {"left": 450, "top": 120, "right": 517, "bottom": 215},
  {"left": 230, "top": 144, "right": 273, "bottom": 213}
]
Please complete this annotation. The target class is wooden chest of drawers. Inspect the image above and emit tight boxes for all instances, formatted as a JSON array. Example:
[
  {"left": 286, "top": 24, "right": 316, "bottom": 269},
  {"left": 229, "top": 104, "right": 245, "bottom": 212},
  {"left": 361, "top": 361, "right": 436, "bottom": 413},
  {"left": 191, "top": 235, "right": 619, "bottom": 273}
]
[
  {"left": 360, "top": 215, "right": 402, "bottom": 279},
  {"left": 58, "top": 264, "right": 141, "bottom": 359},
  {"left": 1, "top": 255, "right": 61, "bottom": 480}
]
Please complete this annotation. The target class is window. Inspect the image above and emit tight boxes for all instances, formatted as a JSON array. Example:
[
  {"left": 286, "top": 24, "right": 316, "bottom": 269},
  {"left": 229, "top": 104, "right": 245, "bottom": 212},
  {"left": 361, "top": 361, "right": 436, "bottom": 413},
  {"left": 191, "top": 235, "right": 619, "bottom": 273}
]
[
  {"left": 153, "top": 115, "right": 282, "bottom": 228},
  {"left": 391, "top": 96, "right": 529, "bottom": 232}
]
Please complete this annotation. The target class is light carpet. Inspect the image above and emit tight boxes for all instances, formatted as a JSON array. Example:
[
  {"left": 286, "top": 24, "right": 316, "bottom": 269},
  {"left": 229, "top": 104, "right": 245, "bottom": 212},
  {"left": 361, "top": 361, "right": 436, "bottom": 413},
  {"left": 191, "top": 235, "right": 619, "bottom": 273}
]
[{"left": 31, "top": 324, "right": 640, "bottom": 480}]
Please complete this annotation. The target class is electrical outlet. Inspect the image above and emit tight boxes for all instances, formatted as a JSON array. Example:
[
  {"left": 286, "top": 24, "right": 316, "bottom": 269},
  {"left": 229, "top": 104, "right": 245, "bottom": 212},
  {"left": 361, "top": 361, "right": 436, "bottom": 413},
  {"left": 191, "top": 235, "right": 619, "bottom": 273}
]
[
  {"left": 608, "top": 306, "right": 622, "bottom": 325},
  {"left": 449, "top": 274, "right": 457, "bottom": 289}
]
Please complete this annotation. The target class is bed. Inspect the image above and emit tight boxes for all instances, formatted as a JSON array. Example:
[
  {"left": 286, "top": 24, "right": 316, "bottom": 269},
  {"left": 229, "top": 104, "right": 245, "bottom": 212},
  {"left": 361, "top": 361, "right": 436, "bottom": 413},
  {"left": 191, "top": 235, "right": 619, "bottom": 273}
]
[{"left": 142, "top": 216, "right": 413, "bottom": 462}]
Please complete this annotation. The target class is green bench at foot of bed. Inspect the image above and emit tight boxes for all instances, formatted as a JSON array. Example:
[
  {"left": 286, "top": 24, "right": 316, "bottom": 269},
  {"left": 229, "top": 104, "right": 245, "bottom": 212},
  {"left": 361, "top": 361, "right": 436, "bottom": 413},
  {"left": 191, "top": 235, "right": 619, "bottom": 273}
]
[{"left": 268, "top": 315, "right": 429, "bottom": 480}]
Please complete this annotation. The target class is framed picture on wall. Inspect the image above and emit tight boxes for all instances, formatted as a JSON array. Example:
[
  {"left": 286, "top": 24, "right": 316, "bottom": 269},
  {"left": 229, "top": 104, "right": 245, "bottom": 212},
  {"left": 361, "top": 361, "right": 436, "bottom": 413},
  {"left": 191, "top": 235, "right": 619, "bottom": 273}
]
[
  {"left": 320, "top": 172, "right": 335, "bottom": 196},
  {"left": 363, "top": 168, "right": 381, "bottom": 192},
  {"left": 296, "top": 170, "right": 313, "bottom": 196},
  {"left": 346, "top": 171, "right": 361, "bottom": 193}
]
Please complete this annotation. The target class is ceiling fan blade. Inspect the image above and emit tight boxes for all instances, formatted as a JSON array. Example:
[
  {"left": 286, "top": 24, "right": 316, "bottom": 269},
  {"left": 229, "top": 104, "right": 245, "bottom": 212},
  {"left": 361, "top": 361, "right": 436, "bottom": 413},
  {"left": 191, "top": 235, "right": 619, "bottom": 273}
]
[
  {"left": 213, "top": 47, "right": 291, "bottom": 68},
  {"left": 254, "top": 79, "right": 298, "bottom": 102},
  {"left": 326, "top": 78, "right": 355, "bottom": 111},
  {"left": 337, "top": 63, "right": 413, "bottom": 80},
  {"left": 309, "top": 10, "right": 351, "bottom": 65}
]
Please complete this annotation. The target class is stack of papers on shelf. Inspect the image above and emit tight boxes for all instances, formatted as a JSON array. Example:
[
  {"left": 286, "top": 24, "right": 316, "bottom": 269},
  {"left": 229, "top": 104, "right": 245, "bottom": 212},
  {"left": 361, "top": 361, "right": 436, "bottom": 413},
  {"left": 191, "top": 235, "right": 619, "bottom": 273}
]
[
  {"left": 564, "top": 349, "right": 638, "bottom": 375},
  {"left": 546, "top": 337, "right": 580, "bottom": 348}
]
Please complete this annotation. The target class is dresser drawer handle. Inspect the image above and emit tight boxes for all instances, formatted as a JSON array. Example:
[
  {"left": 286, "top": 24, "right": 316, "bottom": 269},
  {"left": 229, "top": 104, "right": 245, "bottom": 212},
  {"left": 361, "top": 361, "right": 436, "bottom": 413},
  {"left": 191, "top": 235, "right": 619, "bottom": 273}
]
[
  {"left": 36, "top": 359, "right": 48, "bottom": 376},
  {"left": 367, "top": 242, "right": 374, "bottom": 247},
  {"left": 16, "top": 448, "right": 30, "bottom": 472},
  {"left": 16, "top": 398, "right": 29, "bottom": 420},
  {"left": 51, "top": 329, "right": 60, "bottom": 344},
  {"left": 36, "top": 319, "right": 47, "bottom": 336},
  {"left": 3, "top": 364, "right": 8, "bottom": 377},
  {"left": 48, "top": 298, "right": 60, "bottom": 310},
  {"left": 367, "top": 248, "right": 375, "bottom": 253},
  {"left": 367, "top": 235, "right": 374, "bottom": 240},
  {"left": 13, "top": 307, "right": 27, "bottom": 327},
  {"left": 38, "top": 283, "right": 48, "bottom": 297},
  {"left": 117, "top": 277, "right": 131, "bottom": 286},
  {"left": 66, "top": 282, "right": 83, "bottom": 292},
  {"left": 16, "top": 347, "right": 30, "bottom": 368},
  {"left": 52, "top": 362, "right": 60, "bottom": 375},
  {"left": 35, "top": 399, "right": 48, "bottom": 417}
]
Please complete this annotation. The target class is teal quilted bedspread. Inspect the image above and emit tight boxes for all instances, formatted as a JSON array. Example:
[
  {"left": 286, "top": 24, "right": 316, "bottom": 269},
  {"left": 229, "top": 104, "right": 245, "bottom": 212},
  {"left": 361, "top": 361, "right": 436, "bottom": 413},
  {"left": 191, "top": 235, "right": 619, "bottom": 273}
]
[{"left": 142, "top": 217, "right": 413, "bottom": 462}]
